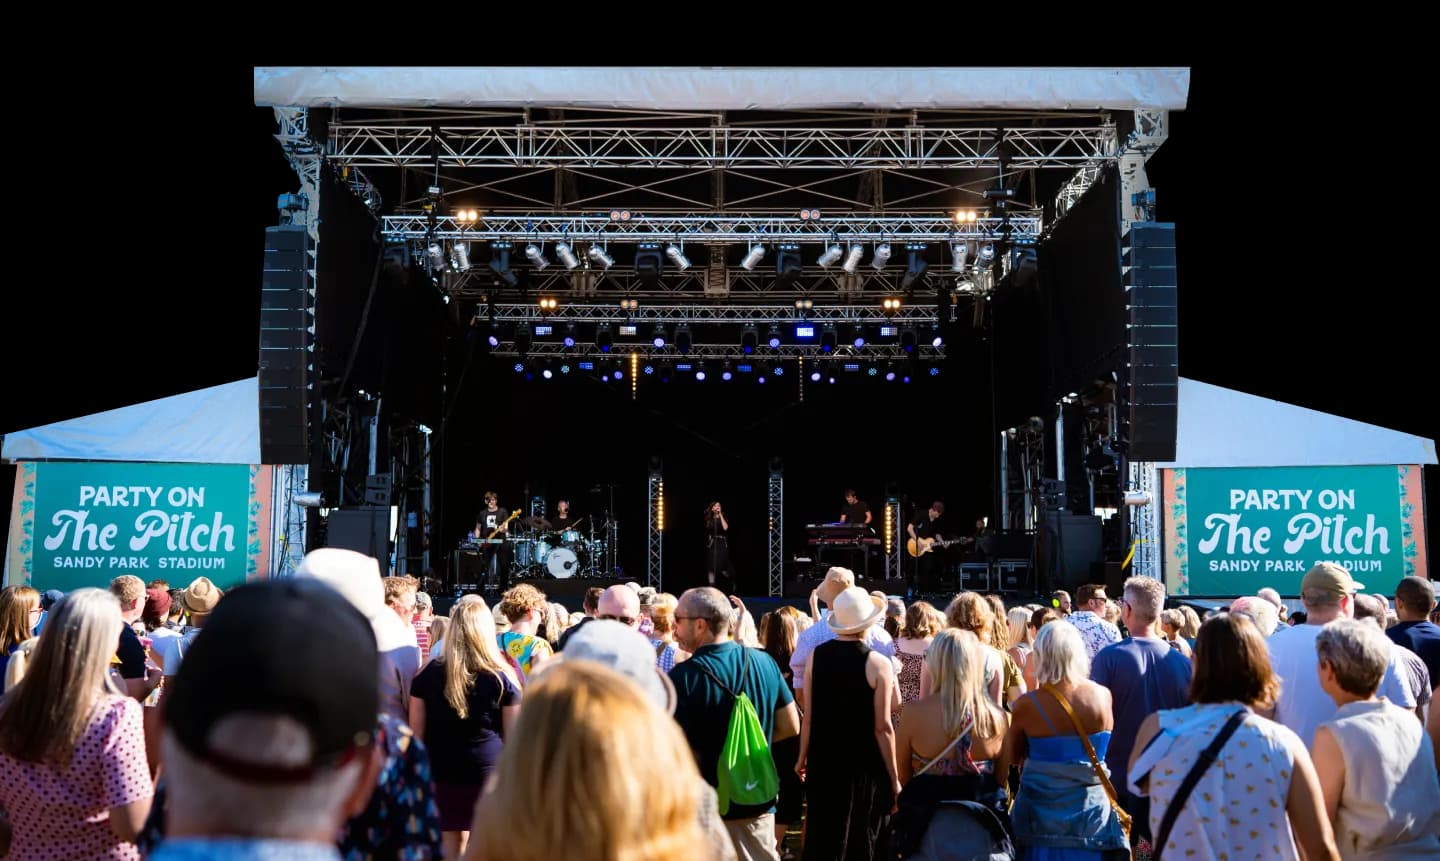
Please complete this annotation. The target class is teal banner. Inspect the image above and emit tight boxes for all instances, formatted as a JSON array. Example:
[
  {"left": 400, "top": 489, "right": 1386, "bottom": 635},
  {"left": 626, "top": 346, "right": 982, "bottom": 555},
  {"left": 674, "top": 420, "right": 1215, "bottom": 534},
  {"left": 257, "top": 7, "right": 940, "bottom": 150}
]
[
  {"left": 29, "top": 462, "right": 251, "bottom": 592},
  {"left": 1176, "top": 465, "right": 1405, "bottom": 595}
]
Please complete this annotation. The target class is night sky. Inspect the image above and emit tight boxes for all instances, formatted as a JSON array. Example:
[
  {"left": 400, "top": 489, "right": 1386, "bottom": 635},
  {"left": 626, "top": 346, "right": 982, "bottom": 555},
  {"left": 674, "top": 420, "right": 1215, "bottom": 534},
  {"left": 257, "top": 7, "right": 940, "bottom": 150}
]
[{"left": 3, "top": 63, "right": 1433, "bottom": 590}]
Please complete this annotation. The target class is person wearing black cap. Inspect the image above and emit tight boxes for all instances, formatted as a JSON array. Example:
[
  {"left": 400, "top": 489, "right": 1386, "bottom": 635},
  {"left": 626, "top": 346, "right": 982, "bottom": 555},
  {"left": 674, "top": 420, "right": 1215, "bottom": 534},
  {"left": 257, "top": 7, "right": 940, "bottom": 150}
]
[{"left": 147, "top": 579, "right": 384, "bottom": 860}]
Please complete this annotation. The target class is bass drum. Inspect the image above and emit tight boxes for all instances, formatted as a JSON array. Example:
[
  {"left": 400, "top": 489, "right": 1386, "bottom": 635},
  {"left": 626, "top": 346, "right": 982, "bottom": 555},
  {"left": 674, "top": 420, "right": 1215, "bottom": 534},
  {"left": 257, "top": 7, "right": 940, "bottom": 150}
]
[
  {"left": 545, "top": 546, "right": 579, "bottom": 578},
  {"left": 514, "top": 539, "right": 549, "bottom": 569}
]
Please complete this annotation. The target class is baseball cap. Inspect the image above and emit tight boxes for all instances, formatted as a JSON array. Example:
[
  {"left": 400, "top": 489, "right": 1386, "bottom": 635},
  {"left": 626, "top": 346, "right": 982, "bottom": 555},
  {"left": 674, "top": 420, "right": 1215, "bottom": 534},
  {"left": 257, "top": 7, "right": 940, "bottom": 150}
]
[
  {"left": 553, "top": 619, "right": 676, "bottom": 713},
  {"left": 144, "top": 586, "right": 172, "bottom": 619},
  {"left": 40, "top": 589, "right": 65, "bottom": 610},
  {"left": 165, "top": 579, "right": 380, "bottom": 783},
  {"left": 1301, "top": 561, "right": 1365, "bottom": 597}
]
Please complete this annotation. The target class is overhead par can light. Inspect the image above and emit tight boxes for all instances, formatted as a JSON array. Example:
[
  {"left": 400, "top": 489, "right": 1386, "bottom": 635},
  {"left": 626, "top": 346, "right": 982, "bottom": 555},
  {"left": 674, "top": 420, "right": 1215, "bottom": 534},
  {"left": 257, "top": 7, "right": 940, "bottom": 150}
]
[
  {"left": 871, "top": 242, "right": 892, "bottom": 270},
  {"left": 740, "top": 245, "right": 766, "bottom": 271},
  {"left": 555, "top": 241, "right": 579, "bottom": 270},
  {"left": 817, "top": 244, "right": 843, "bottom": 268},
  {"left": 665, "top": 244, "right": 691, "bottom": 271},
  {"left": 451, "top": 242, "right": 471, "bottom": 272},
  {"left": 842, "top": 245, "right": 864, "bottom": 274},
  {"left": 525, "top": 243, "right": 550, "bottom": 270},
  {"left": 587, "top": 245, "right": 615, "bottom": 269}
]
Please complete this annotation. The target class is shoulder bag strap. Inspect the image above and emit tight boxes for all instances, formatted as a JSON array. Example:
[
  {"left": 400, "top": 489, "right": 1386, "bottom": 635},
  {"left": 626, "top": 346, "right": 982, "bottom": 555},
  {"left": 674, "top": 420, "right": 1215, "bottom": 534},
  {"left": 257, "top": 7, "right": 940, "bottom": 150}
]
[
  {"left": 1040, "top": 684, "right": 1130, "bottom": 831},
  {"left": 913, "top": 711, "right": 975, "bottom": 778},
  {"left": 1151, "top": 709, "right": 1249, "bottom": 861}
]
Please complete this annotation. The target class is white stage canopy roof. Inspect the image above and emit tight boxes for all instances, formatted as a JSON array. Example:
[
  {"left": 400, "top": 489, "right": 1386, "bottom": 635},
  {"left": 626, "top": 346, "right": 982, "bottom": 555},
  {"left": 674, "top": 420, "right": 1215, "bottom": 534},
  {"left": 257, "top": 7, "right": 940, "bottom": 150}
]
[
  {"left": 1156, "top": 378, "right": 1437, "bottom": 469},
  {"left": 2, "top": 378, "right": 261, "bottom": 465},
  {"left": 254, "top": 66, "right": 1189, "bottom": 111}
]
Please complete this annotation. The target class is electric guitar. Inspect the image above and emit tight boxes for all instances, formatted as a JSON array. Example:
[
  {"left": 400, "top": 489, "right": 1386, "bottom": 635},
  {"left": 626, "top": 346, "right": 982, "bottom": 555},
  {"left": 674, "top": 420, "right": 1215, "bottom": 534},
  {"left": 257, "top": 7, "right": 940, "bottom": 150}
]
[
  {"left": 906, "top": 536, "right": 968, "bottom": 558},
  {"left": 485, "top": 509, "right": 522, "bottom": 540}
]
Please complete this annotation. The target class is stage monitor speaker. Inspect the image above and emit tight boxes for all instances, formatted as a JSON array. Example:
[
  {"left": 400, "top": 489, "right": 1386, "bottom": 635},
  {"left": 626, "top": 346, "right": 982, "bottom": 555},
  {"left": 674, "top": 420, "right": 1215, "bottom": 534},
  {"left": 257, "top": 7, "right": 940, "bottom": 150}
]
[
  {"left": 260, "top": 225, "right": 314, "bottom": 465},
  {"left": 326, "top": 507, "right": 390, "bottom": 563},
  {"left": 1124, "top": 223, "right": 1177, "bottom": 462},
  {"left": 1044, "top": 512, "right": 1104, "bottom": 589},
  {"left": 1103, "top": 560, "right": 1127, "bottom": 597}
]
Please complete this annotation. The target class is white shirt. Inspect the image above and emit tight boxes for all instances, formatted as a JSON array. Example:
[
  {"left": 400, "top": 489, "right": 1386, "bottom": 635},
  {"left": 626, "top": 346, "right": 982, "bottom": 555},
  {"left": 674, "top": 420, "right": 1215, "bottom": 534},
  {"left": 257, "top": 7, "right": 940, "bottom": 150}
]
[
  {"left": 790, "top": 610, "right": 894, "bottom": 690},
  {"left": 1066, "top": 610, "right": 1122, "bottom": 660},
  {"left": 1267, "top": 622, "right": 1416, "bottom": 749}
]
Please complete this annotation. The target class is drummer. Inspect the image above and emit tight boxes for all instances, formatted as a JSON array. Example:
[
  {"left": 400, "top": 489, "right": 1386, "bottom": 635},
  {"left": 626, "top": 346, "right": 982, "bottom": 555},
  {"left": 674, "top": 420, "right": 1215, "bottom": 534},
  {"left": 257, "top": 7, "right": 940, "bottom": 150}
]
[{"left": 552, "top": 498, "right": 576, "bottom": 533}]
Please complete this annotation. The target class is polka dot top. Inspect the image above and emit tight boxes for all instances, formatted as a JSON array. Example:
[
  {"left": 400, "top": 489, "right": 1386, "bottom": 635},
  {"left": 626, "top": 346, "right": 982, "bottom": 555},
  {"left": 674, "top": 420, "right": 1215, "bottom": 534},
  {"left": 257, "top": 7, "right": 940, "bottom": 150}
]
[{"left": 0, "top": 693, "right": 154, "bottom": 861}]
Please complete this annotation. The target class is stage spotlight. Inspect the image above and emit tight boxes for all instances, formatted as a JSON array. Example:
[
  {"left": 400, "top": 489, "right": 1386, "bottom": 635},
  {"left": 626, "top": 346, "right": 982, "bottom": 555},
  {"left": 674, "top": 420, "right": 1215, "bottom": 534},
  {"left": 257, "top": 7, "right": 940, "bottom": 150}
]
[
  {"left": 563, "top": 323, "right": 577, "bottom": 349},
  {"left": 619, "top": 298, "right": 639, "bottom": 312},
  {"left": 538, "top": 297, "right": 559, "bottom": 312},
  {"left": 950, "top": 242, "right": 970, "bottom": 272},
  {"left": 799, "top": 208, "right": 821, "bottom": 221},
  {"left": 721, "top": 362, "right": 733, "bottom": 381},
  {"left": 609, "top": 210, "right": 633, "bottom": 222},
  {"left": 767, "top": 325, "right": 782, "bottom": 349},
  {"left": 819, "top": 324, "right": 837, "bottom": 353},
  {"left": 525, "top": 243, "right": 551, "bottom": 270},
  {"left": 740, "top": 244, "right": 766, "bottom": 271},
  {"left": 695, "top": 369, "right": 707, "bottom": 382},
  {"left": 931, "top": 330, "right": 944, "bottom": 348},
  {"left": 596, "top": 324, "right": 613, "bottom": 352},
  {"left": 852, "top": 326, "right": 866, "bottom": 348},
  {"left": 899, "top": 327, "right": 916, "bottom": 353},
  {"left": 675, "top": 324, "right": 692, "bottom": 353},
  {"left": 427, "top": 243, "right": 446, "bottom": 271},
  {"left": 885, "top": 370, "right": 896, "bottom": 381},
  {"left": 652, "top": 325, "right": 668, "bottom": 348},
  {"left": 555, "top": 241, "right": 580, "bottom": 270},
  {"left": 817, "top": 244, "right": 843, "bottom": 268},
  {"left": 929, "top": 366, "right": 941, "bottom": 376},
  {"left": 871, "top": 242, "right": 892, "bottom": 270},
  {"left": 665, "top": 243, "right": 692, "bottom": 271},
  {"left": 587, "top": 245, "right": 615, "bottom": 270},
  {"left": 772, "top": 365, "right": 784, "bottom": 376},
  {"left": 954, "top": 210, "right": 978, "bottom": 223},
  {"left": 775, "top": 243, "right": 802, "bottom": 287},
  {"left": 635, "top": 243, "right": 663, "bottom": 285},
  {"left": 560, "top": 363, "right": 571, "bottom": 374},
  {"left": 451, "top": 242, "right": 472, "bottom": 272},
  {"left": 882, "top": 297, "right": 902, "bottom": 311},
  {"left": 542, "top": 368, "right": 554, "bottom": 380},
  {"left": 841, "top": 245, "right": 864, "bottom": 274},
  {"left": 513, "top": 362, "right": 525, "bottom": 374},
  {"left": 810, "top": 370, "right": 822, "bottom": 382},
  {"left": 976, "top": 243, "right": 996, "bottom": 267},
  {"left": 515, "top": 325, "right": 533, "bottom": 355},
  {"left": 741, "top": 324, "right": 758, "bottom": 353},
  {"left": 901, "top": 246, "right": 928, "bottom": 290},
  {"left": 489, "top": 243, "right": 517, "bottom": 287}
]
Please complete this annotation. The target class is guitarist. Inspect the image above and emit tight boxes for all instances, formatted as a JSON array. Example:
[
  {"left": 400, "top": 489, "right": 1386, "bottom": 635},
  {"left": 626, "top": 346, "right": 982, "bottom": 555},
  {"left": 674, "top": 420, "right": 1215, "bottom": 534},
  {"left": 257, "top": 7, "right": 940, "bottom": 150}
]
[
  {"left": 905, "top": 500, "right": 947, "bottom": 595},
  {"left": 473, "top": 491, "right": 514, "bottom": 588}
]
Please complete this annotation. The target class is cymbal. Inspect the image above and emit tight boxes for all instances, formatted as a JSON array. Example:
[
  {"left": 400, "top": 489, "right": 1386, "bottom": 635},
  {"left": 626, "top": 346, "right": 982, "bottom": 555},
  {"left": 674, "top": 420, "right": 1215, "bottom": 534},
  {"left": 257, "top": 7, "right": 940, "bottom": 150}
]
[{"left": 523, "top": 516, "right": 552, "bottom": 529}]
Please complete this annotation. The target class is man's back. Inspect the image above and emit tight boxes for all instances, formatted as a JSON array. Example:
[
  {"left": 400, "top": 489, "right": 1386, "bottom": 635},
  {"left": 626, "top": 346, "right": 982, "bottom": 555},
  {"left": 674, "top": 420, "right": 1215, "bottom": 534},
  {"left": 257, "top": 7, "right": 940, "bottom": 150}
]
[
  {"left": 1090, "top": 637, "right": 1192, "bottom": 783},
  {"left": 670, "top": 641, "right": 794, "bottom": 820},
  {"left": 1388, "top": 620, "right": 1440, "bottom": 690},
  {"left": 1269, "top": 623, "right": 1415, "bottom": 747}
]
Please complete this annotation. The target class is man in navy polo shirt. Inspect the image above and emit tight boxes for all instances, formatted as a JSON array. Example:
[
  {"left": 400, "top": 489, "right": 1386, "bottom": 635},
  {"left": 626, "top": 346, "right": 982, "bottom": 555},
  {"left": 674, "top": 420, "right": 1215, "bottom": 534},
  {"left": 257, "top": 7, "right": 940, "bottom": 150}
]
[
  {"left": 671, "top": 587, "right": 799, "bottom": 861},
  {"left": 1389, "top": 576, "right": 1440, "bottom": 694}
]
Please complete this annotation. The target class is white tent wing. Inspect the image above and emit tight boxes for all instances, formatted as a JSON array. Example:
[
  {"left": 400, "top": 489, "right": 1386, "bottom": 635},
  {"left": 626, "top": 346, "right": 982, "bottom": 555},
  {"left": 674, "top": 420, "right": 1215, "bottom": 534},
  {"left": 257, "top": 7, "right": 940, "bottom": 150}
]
[
  {"left": 1155, "top": 378, "right": 1437, "bottom": 469},
  {"left": 254, "top": 66, "right": 1190, "bottom": 111},
  {"left": 2, "top": 378, "right": 261, "bottom": 465}
]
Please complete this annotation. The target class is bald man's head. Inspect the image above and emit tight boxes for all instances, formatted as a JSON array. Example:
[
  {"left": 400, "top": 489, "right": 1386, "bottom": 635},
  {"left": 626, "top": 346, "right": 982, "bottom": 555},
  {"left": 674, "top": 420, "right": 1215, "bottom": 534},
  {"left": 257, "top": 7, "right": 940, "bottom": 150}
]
[{"left": 596, "top": 585, "right": 641, "bottom": 628}]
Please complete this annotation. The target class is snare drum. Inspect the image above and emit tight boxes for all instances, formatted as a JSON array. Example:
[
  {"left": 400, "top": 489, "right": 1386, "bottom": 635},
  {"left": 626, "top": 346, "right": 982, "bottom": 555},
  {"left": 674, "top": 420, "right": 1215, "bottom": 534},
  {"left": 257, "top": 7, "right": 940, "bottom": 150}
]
[{"left": 560, "top": 529, "right": 582, "bottom": 545}]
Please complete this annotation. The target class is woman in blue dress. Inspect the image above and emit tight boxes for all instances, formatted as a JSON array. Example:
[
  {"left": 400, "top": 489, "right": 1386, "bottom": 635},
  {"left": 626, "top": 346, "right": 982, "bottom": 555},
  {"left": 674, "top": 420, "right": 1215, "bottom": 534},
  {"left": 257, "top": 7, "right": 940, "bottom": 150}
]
[{"left": 997, "top": 620, "right": 1129, "bottom": 860}]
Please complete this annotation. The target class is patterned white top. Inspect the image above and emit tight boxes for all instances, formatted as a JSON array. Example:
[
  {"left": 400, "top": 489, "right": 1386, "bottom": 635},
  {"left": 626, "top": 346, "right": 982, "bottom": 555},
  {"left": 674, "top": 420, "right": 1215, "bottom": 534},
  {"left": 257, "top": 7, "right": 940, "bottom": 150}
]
[
  {"left": 1065, "top": 610, "right": 1122, "bottom": 660},
  {"left": 1130, "top": 702, "right": 1301, "bottom": 861}
]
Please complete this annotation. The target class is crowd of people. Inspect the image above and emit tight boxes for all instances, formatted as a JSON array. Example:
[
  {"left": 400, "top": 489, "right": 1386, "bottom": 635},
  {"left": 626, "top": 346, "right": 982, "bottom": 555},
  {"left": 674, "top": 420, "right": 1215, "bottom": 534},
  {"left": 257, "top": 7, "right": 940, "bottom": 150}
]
[{"left": 1, "top": 558, "right": 1439, "bottom": 860}]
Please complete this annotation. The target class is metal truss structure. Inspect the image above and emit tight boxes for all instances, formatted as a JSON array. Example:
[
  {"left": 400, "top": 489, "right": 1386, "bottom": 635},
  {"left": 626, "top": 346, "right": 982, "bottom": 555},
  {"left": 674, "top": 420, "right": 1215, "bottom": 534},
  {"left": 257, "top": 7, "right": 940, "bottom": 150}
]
[
  {"left": 768, "top": 470, "right": 784, "bottom": 597},
  {"left": 478, "top": 303, "right": 944, "bottom": 324},
  {"left": 647, "top": 471, "right": 664, "bottom": 589},
  {"left": 386, "top": 213, "right": 1041, "bottom": 243},
  {"left": 331, "top": 121, "right": 1117, "bottom": 170},
  {"left": 447, "top": 267, "right": 984, "bottom": 302},
  {"left": 270, "top": 465, "right": 308, "bottom": 578},
  {"left": 1128, "top": 461, "right": 1161, "bottom": 581},
  {"left": 487, "top": 342, "right": 944, "bottom": 361}
]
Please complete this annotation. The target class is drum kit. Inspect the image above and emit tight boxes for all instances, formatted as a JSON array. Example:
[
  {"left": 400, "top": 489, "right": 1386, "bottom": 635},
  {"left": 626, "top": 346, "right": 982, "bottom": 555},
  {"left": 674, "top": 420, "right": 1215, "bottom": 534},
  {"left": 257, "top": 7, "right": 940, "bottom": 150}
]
[{"left": 509, "top": 516, "right": 608, "bottom": 578}]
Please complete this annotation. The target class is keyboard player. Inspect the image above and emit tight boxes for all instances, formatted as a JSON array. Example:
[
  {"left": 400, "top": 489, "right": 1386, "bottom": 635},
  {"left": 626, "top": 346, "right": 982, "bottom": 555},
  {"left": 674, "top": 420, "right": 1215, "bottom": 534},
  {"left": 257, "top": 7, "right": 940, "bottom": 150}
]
[{"left": 839, "top": 489, "right": 873, "bottom": 527}]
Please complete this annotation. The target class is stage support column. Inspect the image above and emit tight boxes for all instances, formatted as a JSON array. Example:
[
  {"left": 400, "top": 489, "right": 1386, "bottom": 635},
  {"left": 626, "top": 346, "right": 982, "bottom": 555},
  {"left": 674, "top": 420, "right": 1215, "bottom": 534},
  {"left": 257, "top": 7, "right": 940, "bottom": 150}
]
[
  {"left": 767, "top": 458, "right": 784, "bottom": 597},
  {"left": 1127, "top": 460, "right": 1161, "bottom": 581},
  {"left": 647, "top": 457, "right": 663, "bottom": 590},
  {"left": 1000, "top": 431, "right": 1010, "bottom": 528},
  {"left": 884, "top": 496, "right": 901, "bottom": 582}
]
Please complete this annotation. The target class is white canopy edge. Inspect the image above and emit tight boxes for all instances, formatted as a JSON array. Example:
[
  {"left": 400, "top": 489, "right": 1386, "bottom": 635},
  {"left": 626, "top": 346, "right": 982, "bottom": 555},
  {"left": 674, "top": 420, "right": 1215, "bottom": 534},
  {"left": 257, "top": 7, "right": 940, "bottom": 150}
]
[
  {"left": 2, "top": 378, "right": 261, "bottom": 465},
  {"left": 254, "top": 66, "right": 1190, "bottom": 111},
  {"left": 1154, "top": 378, "right": 1437, "bottom": 469}
]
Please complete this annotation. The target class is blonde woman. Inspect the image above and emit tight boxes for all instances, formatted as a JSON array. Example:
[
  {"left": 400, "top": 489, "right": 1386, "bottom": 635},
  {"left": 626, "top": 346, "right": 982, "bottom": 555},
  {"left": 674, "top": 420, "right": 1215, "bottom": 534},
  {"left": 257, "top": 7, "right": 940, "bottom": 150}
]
[
  {"left": 1159, "top": 608, "right": 1193, "bottom": 658},
  {"left": 898, "top": 628, "right": 1009, "bottom": 781},
  {"left": 410, "top": 599, "right": 523, "bottom": 859},
  {"left": 1177, "top": 605, "right": 1202, "bottom": 648},
  {"left": 426, "top": 615, "right": 450, "bottom": 662},
  {"left": 464, "top": 661, "right": 712, "bottom": 861},
  {"left": 1007, "top": 606, "right": 1036, "bottom": 675},
  {"left": 0, "top": 585, "right": 41, "bottom": 689},
  {"left": 0, "top": 589, "right": 153, "bottom": 859},
  {"left": 649, "top": 593, "right": 689, "bottom": 672},
  {"left": 939, "top": 593, "right": 1005, "bottom": 707}
]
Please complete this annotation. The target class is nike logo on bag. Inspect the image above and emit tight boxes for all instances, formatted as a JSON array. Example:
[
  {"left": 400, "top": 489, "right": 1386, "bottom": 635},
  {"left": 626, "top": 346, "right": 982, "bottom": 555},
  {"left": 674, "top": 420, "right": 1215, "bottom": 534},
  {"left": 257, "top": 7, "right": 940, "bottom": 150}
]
[{"left": 745, "top": 781, "right": 759, "bottom": 791}]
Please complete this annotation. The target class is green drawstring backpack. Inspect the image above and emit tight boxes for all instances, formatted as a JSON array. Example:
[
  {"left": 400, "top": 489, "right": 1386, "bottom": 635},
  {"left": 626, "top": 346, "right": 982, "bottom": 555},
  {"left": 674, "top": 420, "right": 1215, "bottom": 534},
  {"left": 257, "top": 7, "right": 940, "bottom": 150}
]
[{"left": 693, "top": 647, "right": 779, "bottom": 814}]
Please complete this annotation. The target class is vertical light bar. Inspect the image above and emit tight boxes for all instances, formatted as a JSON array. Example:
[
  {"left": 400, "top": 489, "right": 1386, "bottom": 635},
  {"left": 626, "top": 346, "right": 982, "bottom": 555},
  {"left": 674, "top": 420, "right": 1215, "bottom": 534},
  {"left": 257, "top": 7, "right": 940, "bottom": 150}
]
[
  {"left": 656, "top": 480, "right": 665, "bottom": 532},
  {"left": 630, "top": 352, "right": 639, "bottom": 400},
  {"left": 884, "top": 502, "right": 894, "bottom": 556}
]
